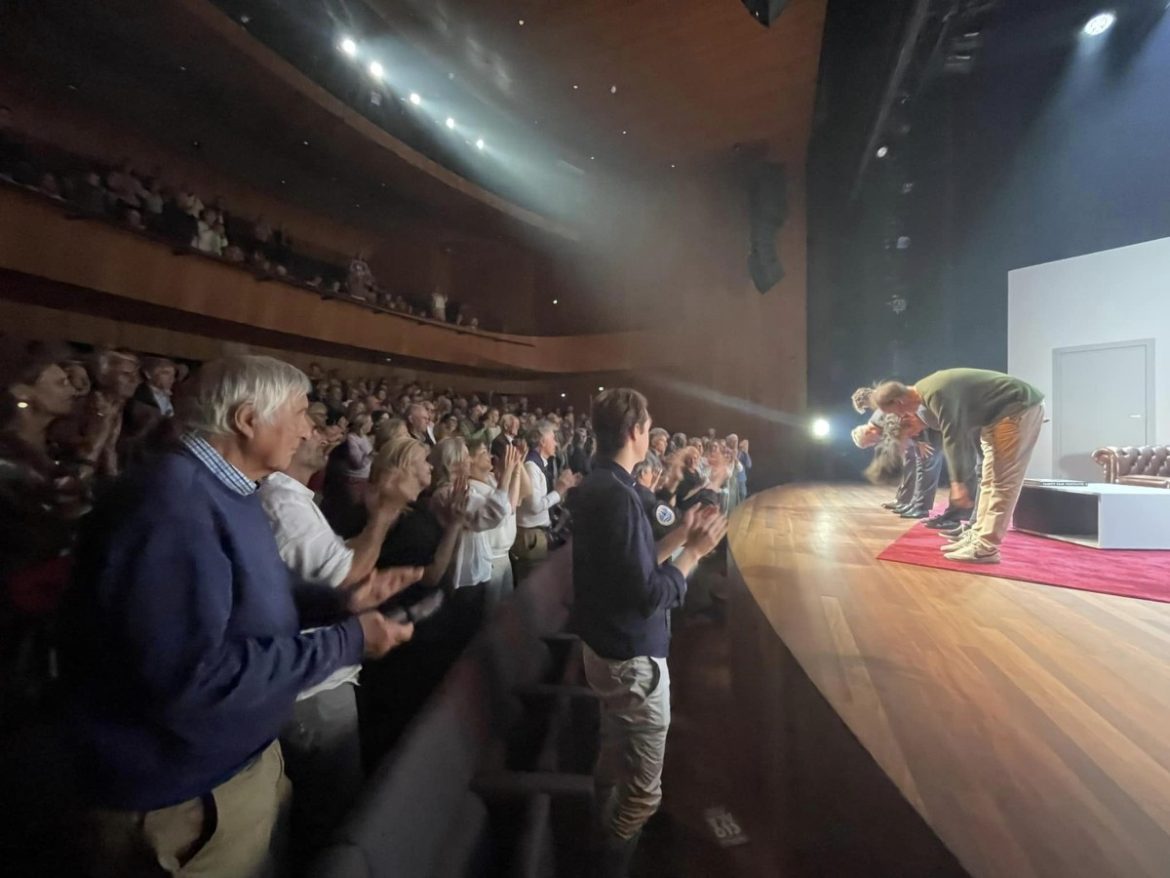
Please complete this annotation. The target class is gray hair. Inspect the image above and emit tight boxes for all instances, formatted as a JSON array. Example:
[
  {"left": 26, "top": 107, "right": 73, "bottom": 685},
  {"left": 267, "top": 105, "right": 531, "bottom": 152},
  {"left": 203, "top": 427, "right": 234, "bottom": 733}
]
[
  {"left": 525, "top": 420, "right": 555, "bottom": 448},
  {"left": 633, "top": 453, "right": 664, "bottom": 482},
  {"left": 179, "top": 355, "right": 309, "bottom": 437}
]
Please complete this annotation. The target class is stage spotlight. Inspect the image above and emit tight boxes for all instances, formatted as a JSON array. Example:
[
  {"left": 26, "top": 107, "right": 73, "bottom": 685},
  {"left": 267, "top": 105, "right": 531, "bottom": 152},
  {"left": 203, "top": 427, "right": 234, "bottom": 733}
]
[
  {"left": 1083, "top": 12, "right": 1116, "bottom": 36},
  {"left": 811, "top": 418, "right": 831, "bottom": 440},
  {"left": 368, "top": 61, "right": 384, "bottom": 81},
  {"left": 598, "top": 386, "right": 605, "bottom": 392},
  {"left": 446, "top": 117, "right": 456, "bottom": 129},
  {"left": 560, "top": 392, "right": 566, "bottom": 398},
  {"left": 340, "top": 37, "right": 357, "bottom": 57},
  {"left": 875, "top": 145, "right": 889, "bottom": 158},
  {"left": 409, "top": 92, "right": 421, "bottom": 105},
  {"left": 475, "top": 138, "right": 485, "bottom": 150}
]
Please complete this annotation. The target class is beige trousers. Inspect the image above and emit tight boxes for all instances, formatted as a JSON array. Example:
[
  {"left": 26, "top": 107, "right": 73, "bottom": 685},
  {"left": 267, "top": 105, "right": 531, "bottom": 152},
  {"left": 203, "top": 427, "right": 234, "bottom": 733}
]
[
  {"left": 582, "top": 644, "right": 671, "bottom": 841},
  {"left": 81, "top": 740, "right": 291, "bottom": 878},
  {"left": 973, "top": 403, "right": 1045, "bottom": 548}
]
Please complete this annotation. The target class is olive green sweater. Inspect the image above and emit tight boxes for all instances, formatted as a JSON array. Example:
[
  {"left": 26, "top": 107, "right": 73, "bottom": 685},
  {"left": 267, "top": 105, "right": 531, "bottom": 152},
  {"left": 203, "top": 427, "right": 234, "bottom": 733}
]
[{"left": 915, "top": 368, "right": 1044, "bottom": 483}]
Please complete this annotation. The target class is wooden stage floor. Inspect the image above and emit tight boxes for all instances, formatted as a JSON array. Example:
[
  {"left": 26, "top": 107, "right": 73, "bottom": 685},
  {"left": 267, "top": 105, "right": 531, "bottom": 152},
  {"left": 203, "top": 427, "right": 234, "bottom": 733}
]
[{"left": 726, "top": 483, "right": 1170, "bottom": 878}]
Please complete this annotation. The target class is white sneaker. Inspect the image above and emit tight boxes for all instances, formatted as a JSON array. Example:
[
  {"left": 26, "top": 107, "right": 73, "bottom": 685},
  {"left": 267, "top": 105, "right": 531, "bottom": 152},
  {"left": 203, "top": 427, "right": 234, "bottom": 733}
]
[
  {"left": 944, "top": 541, "right": 1000, "bottom": 564},
  {"left": 942, "top": 529, "right": 975, "bottom": 550}
]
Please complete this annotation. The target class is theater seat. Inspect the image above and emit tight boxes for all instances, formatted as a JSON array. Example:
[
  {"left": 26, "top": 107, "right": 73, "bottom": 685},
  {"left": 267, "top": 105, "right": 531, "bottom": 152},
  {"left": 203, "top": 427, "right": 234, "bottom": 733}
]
[{"left": 308, "top": 658, "right": 494, "bottom": 878}]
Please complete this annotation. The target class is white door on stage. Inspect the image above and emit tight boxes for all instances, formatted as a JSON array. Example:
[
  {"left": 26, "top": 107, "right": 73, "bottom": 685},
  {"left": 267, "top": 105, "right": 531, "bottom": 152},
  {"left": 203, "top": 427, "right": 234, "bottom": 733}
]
[{"left": 1052, "top": 340, "right": 1154, "bottom": 482}]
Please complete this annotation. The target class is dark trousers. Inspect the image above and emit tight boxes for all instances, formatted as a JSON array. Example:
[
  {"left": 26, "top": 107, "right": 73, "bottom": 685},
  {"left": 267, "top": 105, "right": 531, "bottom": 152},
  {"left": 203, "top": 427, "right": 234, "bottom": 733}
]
[
  {"left": 911, "top": 431, "right": 944, "bottom": 512},
  {"left": 894, "top": 451, "right": 917, "bottom": 506},
  {"left": 280, "top": 684, "right": 362, "bottom": 866}
]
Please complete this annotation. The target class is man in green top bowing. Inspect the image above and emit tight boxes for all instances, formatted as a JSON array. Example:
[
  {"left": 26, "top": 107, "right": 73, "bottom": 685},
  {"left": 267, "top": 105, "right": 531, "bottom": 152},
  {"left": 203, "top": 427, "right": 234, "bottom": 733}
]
[{"left": 874, "top": 368, "right": 1045, "bottom": 564}]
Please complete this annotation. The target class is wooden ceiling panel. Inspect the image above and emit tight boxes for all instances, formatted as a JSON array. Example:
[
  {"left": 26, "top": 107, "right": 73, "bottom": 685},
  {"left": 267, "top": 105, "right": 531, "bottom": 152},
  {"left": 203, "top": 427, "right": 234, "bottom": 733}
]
[{"left": 368, "top": 0, "right": 827, "bottom": 170}]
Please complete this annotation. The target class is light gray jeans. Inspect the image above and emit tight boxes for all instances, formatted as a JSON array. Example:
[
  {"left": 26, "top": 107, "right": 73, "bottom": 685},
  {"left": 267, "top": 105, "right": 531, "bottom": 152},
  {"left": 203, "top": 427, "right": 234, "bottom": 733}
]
[{"left": 582, "top": 644, "right": 671, "bottom": 840}]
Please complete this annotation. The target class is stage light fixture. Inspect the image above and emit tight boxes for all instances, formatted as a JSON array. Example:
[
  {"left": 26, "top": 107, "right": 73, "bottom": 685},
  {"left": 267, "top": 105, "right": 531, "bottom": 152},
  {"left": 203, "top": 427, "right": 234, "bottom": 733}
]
[
  {"left": 368, "top": 61, "right": 384, "bottom": 80},
  {"left": 446, "top": 117, "right": 456, "bottom": 129},
  {"left": 811, "top": 418, "right": 831, "bottom": 439},
  {"left": 876, "top": 145, "right": 889, "bottom": 158},
  {"left": 409, "top": 92, "right": 421, "bottom": 105},
  {"left": 560, "top": 392, "right": 567, "bottom": 398},
  {"left": 475, "top": 138, "right": 485, "bottom": 150},
  {"left": 598, "top": 386, "right": 605, "bottom": 392},
  {"left": 340, "top": 37, "right": 358, "bottom": 57},
  {"left": 552, "top": 299, "right": 559, "bottom": 305},
  {"left": 1083, "top": 12, "right": 1116, "bottom": 36}
]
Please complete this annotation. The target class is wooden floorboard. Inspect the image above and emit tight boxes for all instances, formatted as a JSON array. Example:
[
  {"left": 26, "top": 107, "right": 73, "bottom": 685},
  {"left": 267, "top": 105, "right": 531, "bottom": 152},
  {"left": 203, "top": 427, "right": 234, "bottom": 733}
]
[{"left": 727, "top": 483, "right": 1170, "bottom": 878}]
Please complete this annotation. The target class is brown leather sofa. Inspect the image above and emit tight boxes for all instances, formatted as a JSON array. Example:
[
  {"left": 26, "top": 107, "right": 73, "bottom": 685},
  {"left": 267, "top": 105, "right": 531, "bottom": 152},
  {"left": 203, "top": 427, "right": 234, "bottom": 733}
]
[{"left": 1092, "top": 445, "right": 1170, "bottom": 488}]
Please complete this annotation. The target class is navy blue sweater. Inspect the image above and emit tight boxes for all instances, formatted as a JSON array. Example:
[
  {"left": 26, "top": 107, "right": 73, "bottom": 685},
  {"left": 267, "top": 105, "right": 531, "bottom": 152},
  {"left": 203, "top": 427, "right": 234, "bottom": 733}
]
[
  {"left": 64, "top": 449, "right": 364, "bottom": 810},
  {"left": 569, "top": 459, "right": 687, "bottom": 660}
]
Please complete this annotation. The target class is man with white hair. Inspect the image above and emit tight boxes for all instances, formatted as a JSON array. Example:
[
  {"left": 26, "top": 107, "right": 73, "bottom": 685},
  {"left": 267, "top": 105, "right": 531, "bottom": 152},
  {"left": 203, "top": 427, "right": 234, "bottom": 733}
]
[
  {"left": 512, "top": 420, "right": 579, "bottom": 583},
  {"left": 64, "top": 356, "right": 412, "bottom": 877}
]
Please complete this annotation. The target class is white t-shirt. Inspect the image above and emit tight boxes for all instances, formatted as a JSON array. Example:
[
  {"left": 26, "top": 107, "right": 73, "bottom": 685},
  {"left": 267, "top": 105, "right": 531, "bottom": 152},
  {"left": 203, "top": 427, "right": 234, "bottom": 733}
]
[
  {"left": 259, "top": 472, "right": 360, "bottom": 699},
  {"left": 476, "top": 476, "right": 516, "bottom": 560},
  {"left": 431, "top": 480, "right": 509, "bottom": 588}
]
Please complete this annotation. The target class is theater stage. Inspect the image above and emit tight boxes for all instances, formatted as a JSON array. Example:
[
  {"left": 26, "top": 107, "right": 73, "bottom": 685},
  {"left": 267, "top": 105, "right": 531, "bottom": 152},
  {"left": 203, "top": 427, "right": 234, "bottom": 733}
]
[{"left": 724, "top": 484, "right": 1170, "bottom": 878}]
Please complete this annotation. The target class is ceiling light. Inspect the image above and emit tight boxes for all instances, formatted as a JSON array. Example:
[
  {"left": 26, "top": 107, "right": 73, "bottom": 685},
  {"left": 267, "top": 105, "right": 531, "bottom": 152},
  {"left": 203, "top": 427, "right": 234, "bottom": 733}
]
[
  {"left": 560, "top": 392, "right": 566, "bottom": 398},
  {"left": 597, "top": 386, "right": 605, "bottom": 392},
  {"left": 340, "top": 37, "right": 358, "bottom": 57},
  {"left": 1083, "top": 12, "right": 1116, "bottom": 36},
  {"left": 475, "top": 138, "right": 485, "bottom": 150},
  {"left": 670, "top": 163, "right": 676, "bottom": 168},
  {"left": 409, "top": 92, "right": 421, "bottom": 105},
  {"left": 446, "top": 117, "right": 456, "bottom": 129},
  {"left": 302, "top": 140, "right": 309, "bottom": 146},
  {"left": 368, "top": 60, "right": 384, "bottom": 80},
  {"left": 589, "top": 156, "right": 595, "bottom": 160},
  {"left": 573, "top": 84, "right": 579, "bottom": 90},
  {"left": 811, "top": 418, "right": 831, "bottom": 439},
  {"left": 552, "top": 299, "right": 559, "bottom": 305},
  {"left": 621, "top": 129, "right": 628, "bottom": 135},
  {"left": 610, "top": 85, "right": 618, "bottom": 94},
  {"left": 518, "top": 19, "right": 525, "bottom": 26},
  {"left": 875, "top": 145, "right": 889, "bottom": 158}
]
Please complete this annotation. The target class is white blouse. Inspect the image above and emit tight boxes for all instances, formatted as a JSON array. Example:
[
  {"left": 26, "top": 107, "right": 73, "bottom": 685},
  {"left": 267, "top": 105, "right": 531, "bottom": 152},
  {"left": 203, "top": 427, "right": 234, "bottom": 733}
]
[{"left": 431, "top": 480, "right": 510, "bottom": 588}]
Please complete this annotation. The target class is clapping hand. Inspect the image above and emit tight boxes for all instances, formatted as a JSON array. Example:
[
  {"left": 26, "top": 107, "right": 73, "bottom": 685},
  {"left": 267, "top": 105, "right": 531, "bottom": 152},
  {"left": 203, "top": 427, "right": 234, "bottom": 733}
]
[
  {"left": 437, "top": 474, "right": 471, "bottom": 528},
  {"left": 343, "top": 566, "right": 425, "bottom": 613},
  {"left": 358, "top": 613, "right": 414, "bottom": 659},
  {"left": 555, "top": 468, "right": 582, "bottom": 496},
  {"left": 685, "top": 505, "right": 729, "bottom": 556}
]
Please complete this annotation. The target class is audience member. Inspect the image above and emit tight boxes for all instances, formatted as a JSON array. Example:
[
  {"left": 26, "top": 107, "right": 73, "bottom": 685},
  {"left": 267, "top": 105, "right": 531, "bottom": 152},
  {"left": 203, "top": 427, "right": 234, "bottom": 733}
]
[
  {"left": 61, "top": 355, "right": 411, "bottom": 876},
  {"left": 259, "top": 405, "right": 420, "bottom": 858}
]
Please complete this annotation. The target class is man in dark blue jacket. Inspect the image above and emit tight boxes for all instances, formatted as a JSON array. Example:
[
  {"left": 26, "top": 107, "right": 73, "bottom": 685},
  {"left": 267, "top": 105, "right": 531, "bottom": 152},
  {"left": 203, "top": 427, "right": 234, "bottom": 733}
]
[
  {"left": 570, "top": 388, "right": 726, "bottom": 877},
  {"left": 63, "top": 356, "right": 412, "bottom": 877}
]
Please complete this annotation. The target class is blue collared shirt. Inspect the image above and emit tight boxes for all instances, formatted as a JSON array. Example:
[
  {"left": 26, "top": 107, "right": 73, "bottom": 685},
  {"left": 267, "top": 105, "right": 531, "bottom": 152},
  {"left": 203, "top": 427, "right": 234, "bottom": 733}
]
[
  {"left": 568, "top": 458, "right": 687, "bottom": 660},
  {"left": 179, "top": 432, "right": 257, "bottom": 496}
]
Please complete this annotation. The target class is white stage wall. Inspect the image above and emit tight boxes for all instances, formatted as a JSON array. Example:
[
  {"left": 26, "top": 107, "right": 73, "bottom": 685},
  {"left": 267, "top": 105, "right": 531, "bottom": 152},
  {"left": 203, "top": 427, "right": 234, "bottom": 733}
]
[{"left": 1007, "top": 236, "right": 1170, "bottom": 478}]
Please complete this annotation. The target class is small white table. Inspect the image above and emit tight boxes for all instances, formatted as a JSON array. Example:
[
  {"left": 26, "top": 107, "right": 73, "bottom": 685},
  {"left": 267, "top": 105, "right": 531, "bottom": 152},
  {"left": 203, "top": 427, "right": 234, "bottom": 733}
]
[{"left": 1013, "top": 482, "right": 1170, "bottom": 549}]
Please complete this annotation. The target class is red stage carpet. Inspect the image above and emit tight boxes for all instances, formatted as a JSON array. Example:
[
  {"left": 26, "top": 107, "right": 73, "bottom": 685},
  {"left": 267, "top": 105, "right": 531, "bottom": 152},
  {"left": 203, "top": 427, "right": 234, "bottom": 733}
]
[{"left": 878, "top": 523, "right": 1170, "bottom": 603}]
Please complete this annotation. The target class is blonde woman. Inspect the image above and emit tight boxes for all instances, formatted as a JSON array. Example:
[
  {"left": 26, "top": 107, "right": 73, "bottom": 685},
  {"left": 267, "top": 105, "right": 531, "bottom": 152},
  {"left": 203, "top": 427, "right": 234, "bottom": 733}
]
[
  {"left": 468, "top": 439, "right": 525, "bottom": 611},
  {"left": 429, "top": 436, "right": 509, "bottom": 637},
  {"left": 374, "top": 416, "right": 408, "bottom": 450}
]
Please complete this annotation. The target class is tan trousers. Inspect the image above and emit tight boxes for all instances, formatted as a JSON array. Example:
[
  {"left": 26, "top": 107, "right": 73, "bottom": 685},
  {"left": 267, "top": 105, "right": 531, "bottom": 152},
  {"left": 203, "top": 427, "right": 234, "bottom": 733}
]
[
  {"left": 973, "top": 403, "right": 1045, "bottom": 548},
  {"left": 80, "top": 740, "right": 291, "bottom": 878},
  {"left": 582, "top": 644, "right": 671, "bottom": 841}
]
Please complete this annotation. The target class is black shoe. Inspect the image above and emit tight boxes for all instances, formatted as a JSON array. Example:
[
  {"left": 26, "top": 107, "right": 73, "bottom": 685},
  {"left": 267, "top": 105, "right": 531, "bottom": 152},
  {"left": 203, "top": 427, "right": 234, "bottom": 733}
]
[
  {"left": 891, "top": 504, "right": 911, "bottom": 514},
  {"left": 900, "top": 508, "right": 929, "bottom": 519},
  {"left": 924, "top": 512, "right": 959, "bottom": 529}
]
